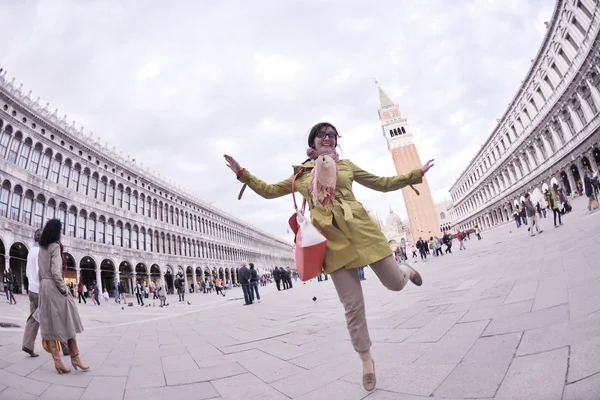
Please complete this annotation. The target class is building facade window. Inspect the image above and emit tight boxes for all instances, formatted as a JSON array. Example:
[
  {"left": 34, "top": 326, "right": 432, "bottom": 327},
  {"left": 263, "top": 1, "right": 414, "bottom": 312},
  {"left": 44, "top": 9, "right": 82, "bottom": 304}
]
[
  {"left": 39, "top": 152, "right": 51, "bottom": 178},
  {"left": 34, "top": 195, "right": 44, "bottom": 228},
  {"left": 28, "top": 145, "right": 41, "bottom": 173},
  {"left": 10, "top": 186, "right": 22, "bottom": 221},
  {"left": 18, "top": 140, "right": 31, "bottom": 168},
  {"left": 0, "top": 182, "right": 10, "bottom": 218},
  {"left": 50, "top": 158, "right": 61, "bottom": 183},
  {"left": 60, "top": 162, "right": 71, "bottom": 187},
  {"left": 88, "top": 214, "right": 96, "bottom": 242},
  {"left": 0, "top": 130, "right": 11, "bottom": 157},
  {"left": 22, "top": 191, "right": 33, "bottom": 225},
  {"left": 70, "top": 166, "right": 80, "bottom": 191},
  {"left": 78, "top": 211, "right": 86, "bottom": 239}
]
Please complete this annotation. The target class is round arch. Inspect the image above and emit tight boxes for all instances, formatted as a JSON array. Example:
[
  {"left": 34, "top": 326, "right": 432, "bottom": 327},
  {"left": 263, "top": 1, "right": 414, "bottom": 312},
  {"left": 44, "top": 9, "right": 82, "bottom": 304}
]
[
  {"left": 100, "top": 259, "right": 116, "bottom": 296},
  {"left": 150, "top": 264, "right": 161, "bottom": 286},
  {"left": 8, "top": 242, "right": 28, "bottom": 294},
  {"left": 195, "top": 267, "right": 203, "bottom": 286},
  {"left": 63, "top": 252, "right": 77, "bottom": 289},
  {"left": 119, "top": 261, "right": 134, "bottom": 294},
  {"left": 164, "top": 265, "right": 174, "bottom": 294},
  {"left": 186, "top": 266, "right": 194, "bottom": 292},
  {"left": 135, "top": 263, "right": 148, "bottom": 285},
  {"left": 79, "top": 255, "right": 97, "bottom": 290}
]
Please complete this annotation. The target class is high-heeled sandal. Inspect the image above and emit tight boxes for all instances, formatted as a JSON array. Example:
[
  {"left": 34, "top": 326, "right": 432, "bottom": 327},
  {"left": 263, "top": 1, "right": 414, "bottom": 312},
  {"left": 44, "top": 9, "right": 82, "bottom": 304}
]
[{"left": 362, "top": 359, "right": 376, "bottom": 392}]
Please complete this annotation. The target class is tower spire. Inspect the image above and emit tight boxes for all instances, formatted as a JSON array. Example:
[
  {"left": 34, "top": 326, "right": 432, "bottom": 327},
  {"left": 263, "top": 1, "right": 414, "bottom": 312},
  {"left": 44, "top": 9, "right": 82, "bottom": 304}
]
[{"left": 374, "top": 78, "right": 395, "bottom": 108}]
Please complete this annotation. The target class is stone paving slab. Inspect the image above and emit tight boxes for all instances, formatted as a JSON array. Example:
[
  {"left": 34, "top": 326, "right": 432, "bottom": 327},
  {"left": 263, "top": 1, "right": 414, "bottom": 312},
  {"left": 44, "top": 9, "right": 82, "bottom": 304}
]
[{"left": 0, "top": 196, "right": 598, "bottom": 399}]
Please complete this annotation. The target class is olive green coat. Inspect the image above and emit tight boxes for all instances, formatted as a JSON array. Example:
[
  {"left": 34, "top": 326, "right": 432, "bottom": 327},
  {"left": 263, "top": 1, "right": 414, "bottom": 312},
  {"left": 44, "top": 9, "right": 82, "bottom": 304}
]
[{"left": 238, "top": 159, "right": 423, "bottom": 274}]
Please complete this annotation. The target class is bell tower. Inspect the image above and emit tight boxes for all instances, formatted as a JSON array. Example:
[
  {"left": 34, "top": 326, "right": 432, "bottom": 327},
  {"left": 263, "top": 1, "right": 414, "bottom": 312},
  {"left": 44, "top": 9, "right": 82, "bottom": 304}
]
[{"left": 376, "top": 80, "right": 441, "bottom": 242}]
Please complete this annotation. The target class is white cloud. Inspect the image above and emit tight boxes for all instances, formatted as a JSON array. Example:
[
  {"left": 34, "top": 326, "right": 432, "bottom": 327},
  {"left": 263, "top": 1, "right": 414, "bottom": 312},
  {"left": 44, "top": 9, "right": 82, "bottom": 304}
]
[
  {"left": 253, "top": 53, "right": 303, "bottom": 84},
  {"left": 136, "top": 62, "right": 160, "bottom": 80},
  {"left": 0, "top": 0, "right": 555, "bottom": 237}
]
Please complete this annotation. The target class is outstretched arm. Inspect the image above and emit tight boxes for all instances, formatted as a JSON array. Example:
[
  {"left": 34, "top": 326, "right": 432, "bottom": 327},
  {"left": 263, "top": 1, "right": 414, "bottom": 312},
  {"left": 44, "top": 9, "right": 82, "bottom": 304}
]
[
  {"left": 50, "top": 244, "right": 69, "bottom": 295},
  {"left": 350, "top": 159, "right": 434, "bottom": 192},
  {"left": 224, "top": 154, "right": 294, "bottom": 199}
]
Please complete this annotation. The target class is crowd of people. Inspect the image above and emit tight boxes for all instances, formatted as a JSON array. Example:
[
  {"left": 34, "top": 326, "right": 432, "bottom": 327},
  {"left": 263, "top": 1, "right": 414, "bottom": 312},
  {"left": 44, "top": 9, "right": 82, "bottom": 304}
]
[{"left": 393, "top": 228, "right": 476, "bottom": 262}]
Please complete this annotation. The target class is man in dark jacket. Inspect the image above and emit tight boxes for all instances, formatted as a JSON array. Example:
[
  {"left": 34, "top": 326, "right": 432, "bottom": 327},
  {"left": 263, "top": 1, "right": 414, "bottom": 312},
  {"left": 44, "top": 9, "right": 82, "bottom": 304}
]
[
  {"left": 416, "top": 238, "right": 427, "bottom": 260},
  {"left": 285, "top": 268, "right": 294, "bottom": 288},
  {"left": 175, "top": 274, "right": 185, "bottom": 302},
  {"left": 584, "top": 168, "right": 597, "bottom": 213},
  {"left": 239, "top": 262, "right": 253, "bottom": 305},
  {"left": 249, "top": 263, "right": 260, "bottom": 302},
  {"left": 273, "top": 267, "right": 282, "bottom": 291}
]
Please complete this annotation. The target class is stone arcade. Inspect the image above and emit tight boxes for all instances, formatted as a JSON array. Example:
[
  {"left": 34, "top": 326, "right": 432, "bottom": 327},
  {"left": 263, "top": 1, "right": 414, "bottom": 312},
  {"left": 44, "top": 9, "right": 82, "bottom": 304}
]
[
  {"left": 0, "top": 74, "right": 293, "bottom": 296},
  {"left": 450, "top": 0, "right": 600, "bottom": 231}
]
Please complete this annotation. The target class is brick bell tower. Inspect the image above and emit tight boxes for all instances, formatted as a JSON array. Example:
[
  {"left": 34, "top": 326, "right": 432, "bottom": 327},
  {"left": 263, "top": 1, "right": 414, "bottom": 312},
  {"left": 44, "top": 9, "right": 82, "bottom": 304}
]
[{"left": 376, "top": 80, "right": 441, "bottom": 242}]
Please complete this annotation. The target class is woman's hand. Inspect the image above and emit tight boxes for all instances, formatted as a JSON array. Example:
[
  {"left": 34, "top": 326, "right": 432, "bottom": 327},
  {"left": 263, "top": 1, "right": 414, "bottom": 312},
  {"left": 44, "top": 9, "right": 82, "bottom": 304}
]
[
  {"left": 224, "top": 154, "right": 241, "bottom": 174},
  {"left": 420, "top": 159, "right": 435, "bottom": 176}
]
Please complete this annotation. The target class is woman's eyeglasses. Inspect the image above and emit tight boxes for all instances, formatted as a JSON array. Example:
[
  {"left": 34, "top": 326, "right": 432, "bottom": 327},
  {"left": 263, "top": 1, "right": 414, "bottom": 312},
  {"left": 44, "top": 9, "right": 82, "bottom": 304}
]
[{"left": 316, "top": 132, "right": 336, "bottom": 139}]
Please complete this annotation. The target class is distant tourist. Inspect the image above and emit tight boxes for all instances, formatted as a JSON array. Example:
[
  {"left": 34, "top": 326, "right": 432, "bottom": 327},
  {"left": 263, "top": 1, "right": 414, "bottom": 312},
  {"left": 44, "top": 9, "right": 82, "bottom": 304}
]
[
  {"left": 523, "top": 194, "right": 542, "bottom": 237},
  {"left": 22, "top": 229, "right": 42, "bottom": 357},
  {"left": 273, "top": 267, "right": 282, "bottom": 291}
]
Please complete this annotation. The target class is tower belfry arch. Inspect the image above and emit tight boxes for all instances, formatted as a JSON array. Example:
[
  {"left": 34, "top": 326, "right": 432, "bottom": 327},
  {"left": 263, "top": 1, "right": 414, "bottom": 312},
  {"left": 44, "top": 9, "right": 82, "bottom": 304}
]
[{"left": 376, "top": 80, "right": 441, "bottom": 241}]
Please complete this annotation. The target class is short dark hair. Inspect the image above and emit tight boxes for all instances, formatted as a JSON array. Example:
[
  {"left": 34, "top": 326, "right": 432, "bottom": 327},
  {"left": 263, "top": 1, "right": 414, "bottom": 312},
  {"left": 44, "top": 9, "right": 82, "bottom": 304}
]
[
  {"left": 307, "top": 122, "right": 341, "bottom": 149},
  {"left": 249, "top": 263, "right": 255, "bottom": 269},
  {"left": 39, "top": 219, "right": 62, "bottom": 248},
  {"left": 525, "top": 193, "right": 530, "bottom": 198},
  {"left": 34, "top": 229, "right": 42, "bottom": 242}
]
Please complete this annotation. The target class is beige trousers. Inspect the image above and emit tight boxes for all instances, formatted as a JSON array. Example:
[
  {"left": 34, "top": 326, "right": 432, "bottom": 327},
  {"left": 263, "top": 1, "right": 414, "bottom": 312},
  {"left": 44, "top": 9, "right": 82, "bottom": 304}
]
[
  {"left": 22, "top": 291, "right": 39, "bottom": 352},
  {"left": 330, "top": 255, "right": 409, "bottom": 361}
]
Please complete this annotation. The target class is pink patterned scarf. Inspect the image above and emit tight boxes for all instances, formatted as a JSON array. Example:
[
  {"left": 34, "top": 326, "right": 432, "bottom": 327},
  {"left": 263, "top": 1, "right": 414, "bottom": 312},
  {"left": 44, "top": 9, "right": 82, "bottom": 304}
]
[{"left": 307, "top": 148, "right": 339, "bottom": 209}]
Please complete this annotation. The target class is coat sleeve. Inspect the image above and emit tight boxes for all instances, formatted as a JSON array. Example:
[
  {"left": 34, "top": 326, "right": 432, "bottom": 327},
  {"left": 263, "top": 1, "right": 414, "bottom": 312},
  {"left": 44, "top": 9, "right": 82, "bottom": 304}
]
[
  {"left": 350, "top": 161, "right": 423, "bottom": 192},
  {"left": 50, "top": 245, "right": 68, "bottom": 295},
  {"left": 237, "top": 169, "right": 294, "bottom": 199}
]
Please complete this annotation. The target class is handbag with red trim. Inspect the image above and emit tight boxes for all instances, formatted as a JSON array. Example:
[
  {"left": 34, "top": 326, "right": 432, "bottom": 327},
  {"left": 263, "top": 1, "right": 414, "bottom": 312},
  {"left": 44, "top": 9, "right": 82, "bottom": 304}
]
[{"left": 288, "top": 168, "right": 327, "bottom": 281}]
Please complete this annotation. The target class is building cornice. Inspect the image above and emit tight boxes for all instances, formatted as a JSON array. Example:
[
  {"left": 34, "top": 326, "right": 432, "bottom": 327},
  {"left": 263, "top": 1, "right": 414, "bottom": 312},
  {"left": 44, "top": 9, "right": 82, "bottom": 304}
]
[{"left": 0, "top": 76, "right": 287, "bottom": 247}]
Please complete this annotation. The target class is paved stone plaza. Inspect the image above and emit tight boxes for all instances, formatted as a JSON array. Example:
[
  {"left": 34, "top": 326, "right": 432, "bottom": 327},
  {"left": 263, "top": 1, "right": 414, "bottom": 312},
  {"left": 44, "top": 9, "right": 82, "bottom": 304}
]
[{"left": 0, "top": 197, "right": 599, "bottom": 399}]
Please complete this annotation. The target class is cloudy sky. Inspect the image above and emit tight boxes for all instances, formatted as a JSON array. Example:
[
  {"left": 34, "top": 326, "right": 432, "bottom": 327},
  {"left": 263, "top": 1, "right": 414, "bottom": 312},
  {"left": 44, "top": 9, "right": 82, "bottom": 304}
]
[{"left": 1, "top": 0, "right": 554, "bottom": 239}]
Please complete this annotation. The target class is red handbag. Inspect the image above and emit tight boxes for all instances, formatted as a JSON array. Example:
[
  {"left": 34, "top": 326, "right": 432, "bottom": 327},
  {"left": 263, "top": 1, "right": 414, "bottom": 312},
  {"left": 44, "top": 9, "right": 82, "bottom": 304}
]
[{"left": 288, "top": 169, "right": 327, "bottom": 281}]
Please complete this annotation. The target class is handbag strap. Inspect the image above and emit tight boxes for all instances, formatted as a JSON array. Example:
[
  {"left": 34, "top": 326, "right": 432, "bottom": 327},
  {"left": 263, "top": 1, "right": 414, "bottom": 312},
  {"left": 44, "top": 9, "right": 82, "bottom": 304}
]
[{"left": 291, "top": 168, "right": 306, "bottom": 215}]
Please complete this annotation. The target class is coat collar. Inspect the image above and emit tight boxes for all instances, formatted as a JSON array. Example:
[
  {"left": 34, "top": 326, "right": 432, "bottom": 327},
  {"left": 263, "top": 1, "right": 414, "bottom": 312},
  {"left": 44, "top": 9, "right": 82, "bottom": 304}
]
[{"left": 293, "top": 160, "right": 314, "bottom": 174}]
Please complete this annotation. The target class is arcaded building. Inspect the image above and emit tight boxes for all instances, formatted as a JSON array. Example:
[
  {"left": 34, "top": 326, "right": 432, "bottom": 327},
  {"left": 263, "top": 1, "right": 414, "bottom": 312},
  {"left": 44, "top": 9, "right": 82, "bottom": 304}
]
[
  {"left": 0, "top": 74, "right": 293, "bottom": 295},
  {"left": 450, "top": 0, "right": 600, "bottom": 231}
]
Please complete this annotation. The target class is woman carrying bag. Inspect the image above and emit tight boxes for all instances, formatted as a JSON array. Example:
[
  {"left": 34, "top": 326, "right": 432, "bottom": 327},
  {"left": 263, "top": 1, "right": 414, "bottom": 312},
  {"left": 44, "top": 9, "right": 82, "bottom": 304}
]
[{"left": 224, "top": 122, "right": 433, "bottom": 392}]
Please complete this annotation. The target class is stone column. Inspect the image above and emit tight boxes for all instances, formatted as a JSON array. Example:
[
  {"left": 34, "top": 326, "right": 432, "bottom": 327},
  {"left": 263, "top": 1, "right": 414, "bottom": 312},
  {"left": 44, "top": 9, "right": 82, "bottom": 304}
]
[
  {"left": 503, "top": 170, "right": 512, "bottom": 188},
  {"left": 507, "top": 165, "right": 517, "bottom": 185},
  {"left": 585, "top": 78, "right": 600, "bottom": 108},
  {"left": 558, "top": 115, "right": 573, "bottom": 141},
  {"left": 567, "top": 105, "right": 584, "bottom": 133},
  {"left": 96, "top": 268, "right": 103, "bottom": 294},
  {"left": 566, "top": 167, "right": 578, "bottom": 195},
  {"left": 534, "top": 142, "right": 545, "bottom": 165},
  {"left": 526, "top": 149, "right": 537, "bottom": 170},
  {"left": 547, "top": 124, "right": 563, "bottom": 148},
  {"left": 577, "top": 92, "right": 595, "bottom": 123},
  {"left": 540, "top": 134, "right": 553, "bottom": 158}
]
